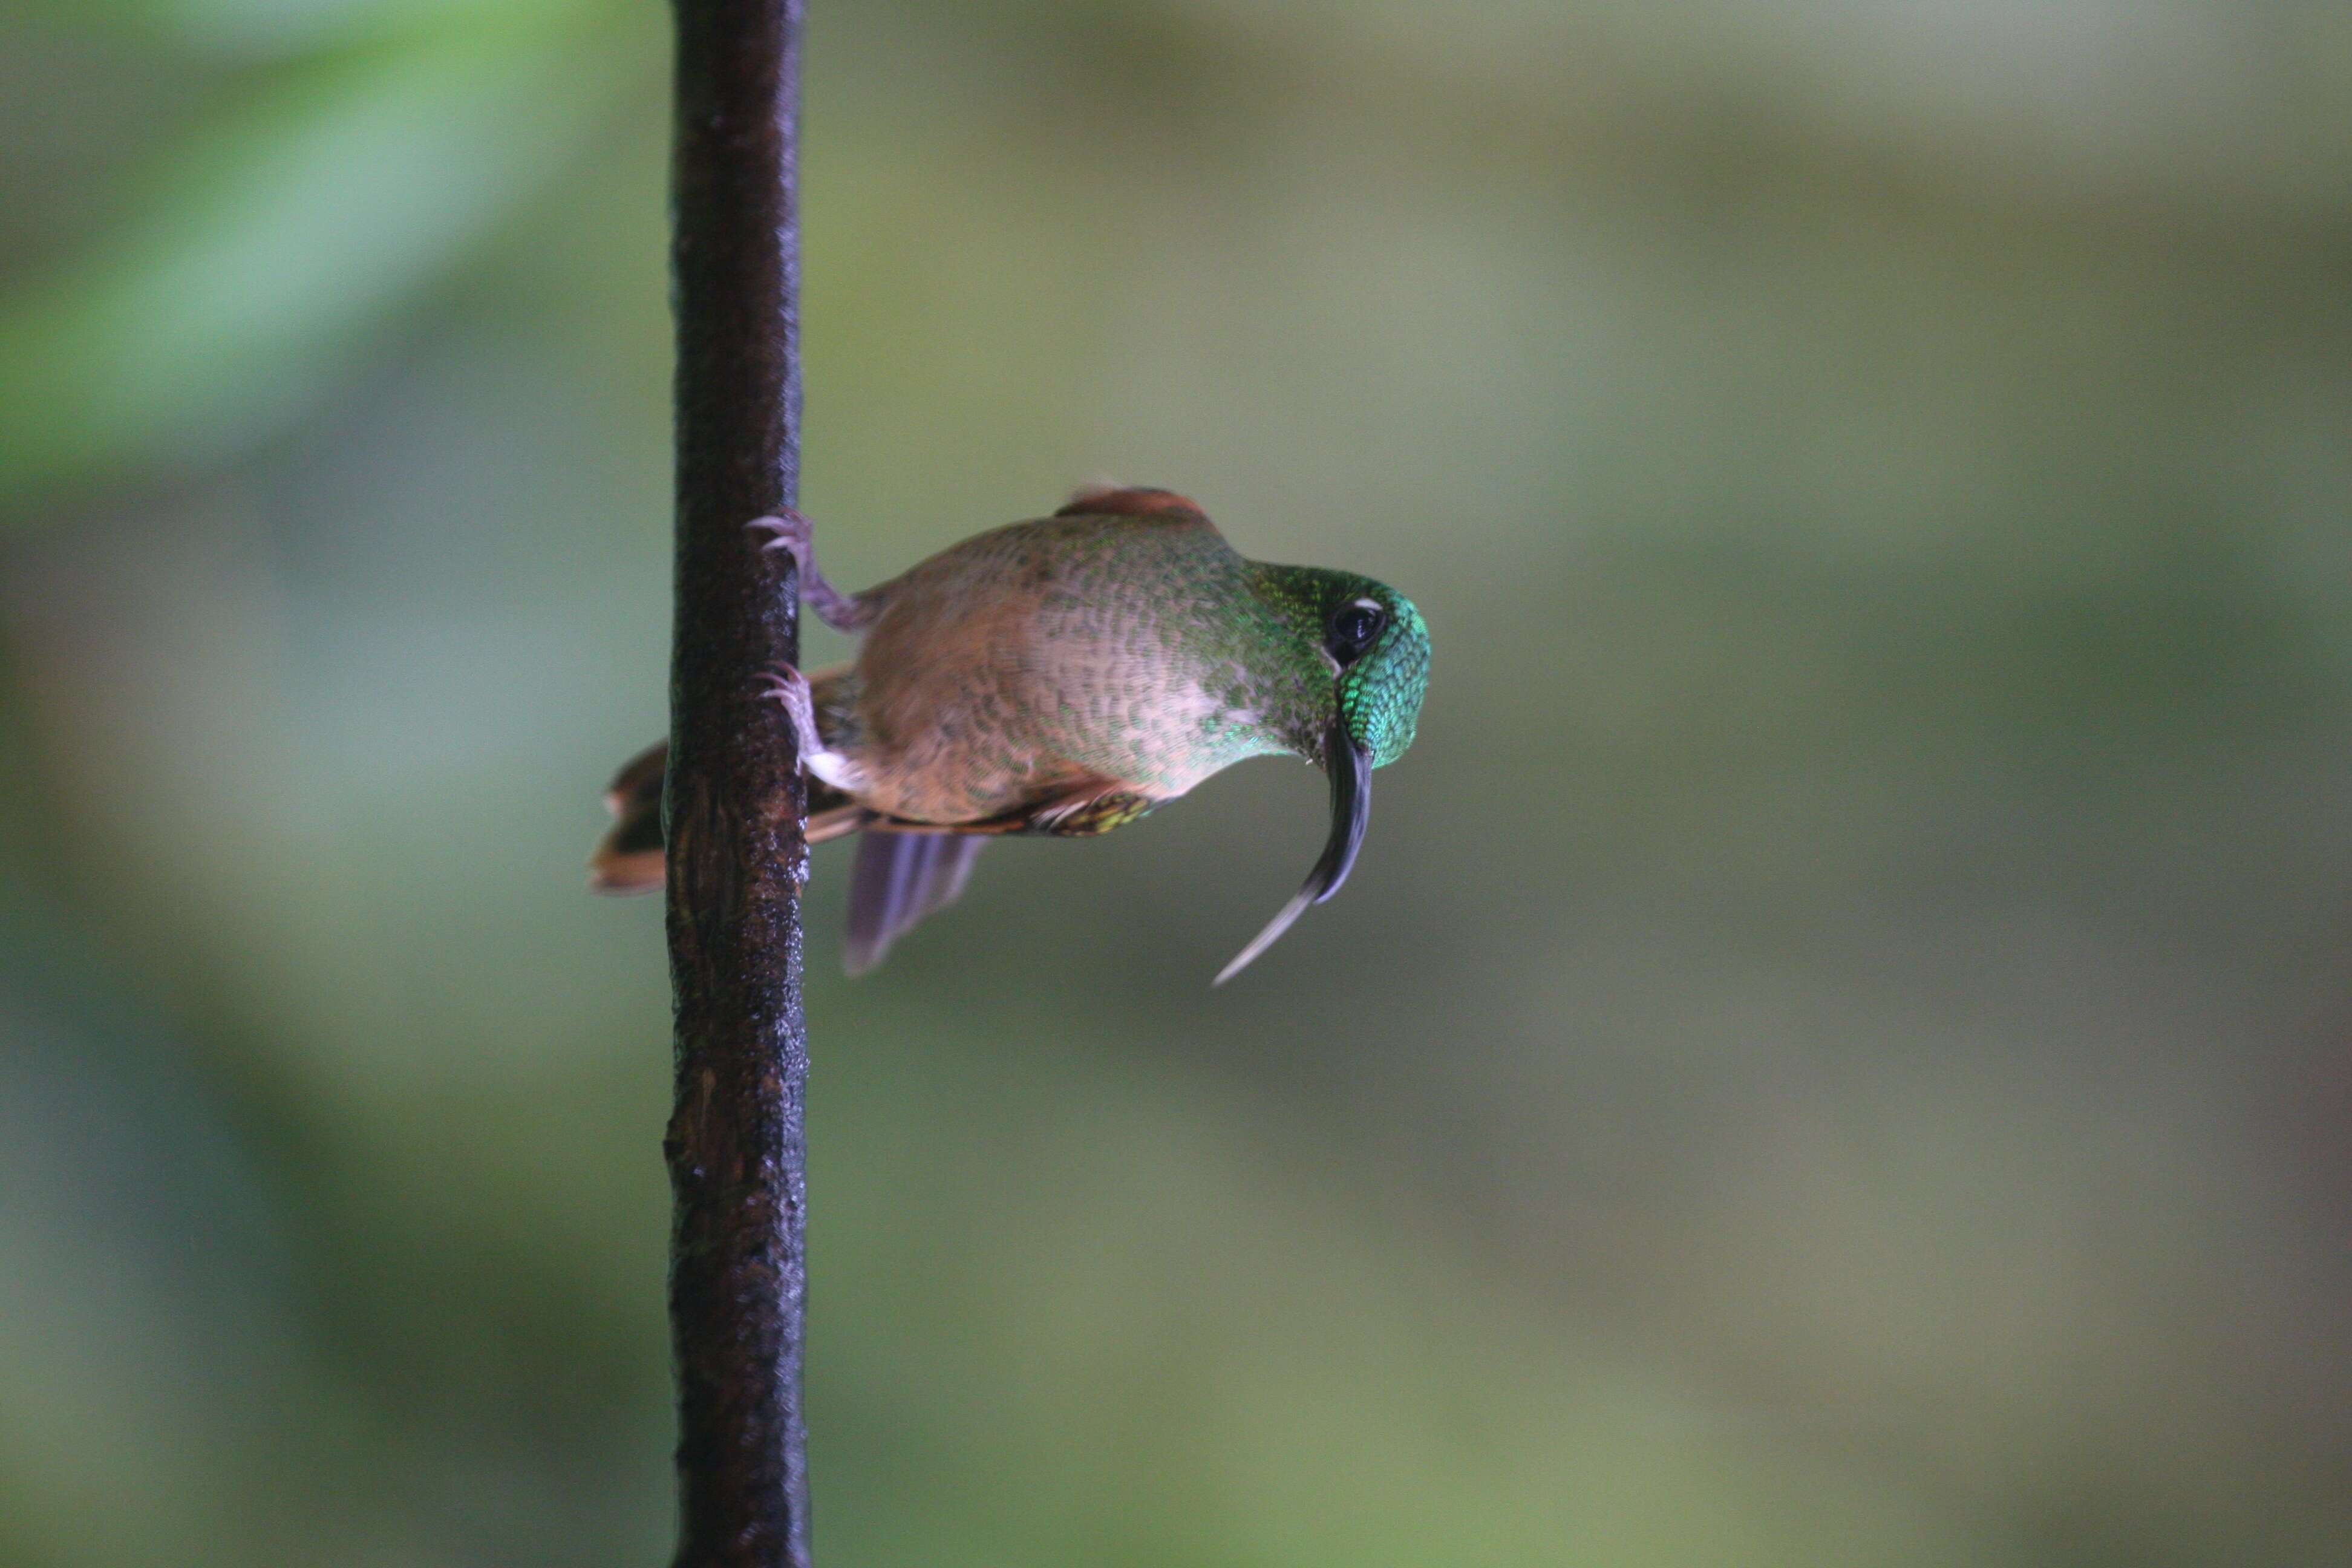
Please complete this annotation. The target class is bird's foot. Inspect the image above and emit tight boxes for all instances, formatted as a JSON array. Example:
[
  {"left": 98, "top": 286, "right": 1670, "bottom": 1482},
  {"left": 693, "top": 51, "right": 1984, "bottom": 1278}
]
[
  {"left": 746, "top": 508, "right": 812, "bottom": 554},
  {"left": 746, "top": 511, "right": 871, "bottom": 633},
  {"left": 756, "top": 662, "right": 826, "bottom": 759},
  {"left": 757, "top": 663, "right": 866, "bottom": 794}
]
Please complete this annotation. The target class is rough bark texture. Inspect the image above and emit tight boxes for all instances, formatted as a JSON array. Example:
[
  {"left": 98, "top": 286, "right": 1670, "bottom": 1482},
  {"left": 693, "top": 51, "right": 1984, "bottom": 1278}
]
[{"left": 664, "top": 1, "right": 810, "bottom": 1565}]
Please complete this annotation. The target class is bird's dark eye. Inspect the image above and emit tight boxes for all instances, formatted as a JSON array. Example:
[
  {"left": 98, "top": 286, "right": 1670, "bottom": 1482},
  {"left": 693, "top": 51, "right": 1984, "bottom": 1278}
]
[{"left": 1327, "top": 603, "right": 1385, "bottom": 663}]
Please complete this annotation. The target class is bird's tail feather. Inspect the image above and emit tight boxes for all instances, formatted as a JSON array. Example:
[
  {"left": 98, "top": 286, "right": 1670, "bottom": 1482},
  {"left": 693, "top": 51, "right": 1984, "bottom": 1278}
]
[{"left": 588, "top": 739, "right": 865, "bottom": 893}]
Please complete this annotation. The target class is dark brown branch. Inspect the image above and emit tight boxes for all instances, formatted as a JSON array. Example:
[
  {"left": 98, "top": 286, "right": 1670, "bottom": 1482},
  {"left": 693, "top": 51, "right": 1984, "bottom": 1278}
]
[{"left": 663, "top": 1, "right": 811, "bottom": 1565}]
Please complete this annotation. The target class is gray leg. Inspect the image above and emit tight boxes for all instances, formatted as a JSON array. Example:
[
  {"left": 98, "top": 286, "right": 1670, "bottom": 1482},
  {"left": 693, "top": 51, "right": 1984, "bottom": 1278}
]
[{"left": 747, "top": 510, "right": 871, "bottom": 633}]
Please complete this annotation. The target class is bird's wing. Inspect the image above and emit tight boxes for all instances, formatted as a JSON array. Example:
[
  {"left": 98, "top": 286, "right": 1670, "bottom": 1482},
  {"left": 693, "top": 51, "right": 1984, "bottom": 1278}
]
[
  {"left": 840, "top": 776, "right": 1163, "bottom": 971},
  {"left": 843, "top": 829, "right": 987, "bottom": 975}
]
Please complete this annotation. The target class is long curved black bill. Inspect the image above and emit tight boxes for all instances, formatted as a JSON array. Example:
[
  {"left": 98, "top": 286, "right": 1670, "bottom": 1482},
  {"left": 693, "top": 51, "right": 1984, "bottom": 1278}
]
[{"left": 1214, "top": 720, "right": 1373, "bottom": 985}]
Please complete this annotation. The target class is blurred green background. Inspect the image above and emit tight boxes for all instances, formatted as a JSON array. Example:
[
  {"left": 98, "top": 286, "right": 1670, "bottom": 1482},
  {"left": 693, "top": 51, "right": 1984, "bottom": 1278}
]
[{"left": 4, "top": 1, "right": 2351, "bottom": 1564}]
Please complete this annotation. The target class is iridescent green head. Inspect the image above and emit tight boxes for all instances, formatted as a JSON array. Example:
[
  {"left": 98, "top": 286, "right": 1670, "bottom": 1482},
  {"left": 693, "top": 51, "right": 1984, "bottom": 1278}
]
[
  {"left": 1218, "top": 563, "right": 1431, "bottom": 984},
  {"left": 1328, "top": 582, "right": 1429, "bottom": 768},
  {"left": 1246, "top": 564, "right": 1431, "bottom": 768}
]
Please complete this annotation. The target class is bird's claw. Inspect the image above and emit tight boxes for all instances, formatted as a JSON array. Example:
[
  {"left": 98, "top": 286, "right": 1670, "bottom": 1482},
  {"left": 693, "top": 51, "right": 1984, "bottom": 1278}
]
[
  {"left": 757, "top": 662, "right": 826, "bottom": 760},
  {"left": 746, "top": 510, "right": 813, "bottom": 554},
  {"left": 744, "top": 511, "right": 872, "bottom": 634}
]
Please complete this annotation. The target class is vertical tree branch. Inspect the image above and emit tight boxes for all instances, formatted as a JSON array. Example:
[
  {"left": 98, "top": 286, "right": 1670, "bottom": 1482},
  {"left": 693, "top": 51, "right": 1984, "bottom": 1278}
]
[{"left": 664, "top": 2, "right": 810, "bottom": 1566}]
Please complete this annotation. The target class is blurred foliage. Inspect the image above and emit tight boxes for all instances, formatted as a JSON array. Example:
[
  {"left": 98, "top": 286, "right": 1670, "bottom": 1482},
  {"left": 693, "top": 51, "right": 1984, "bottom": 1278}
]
[{"left": 3, "top": 1, "right": 2351, "bottom": 1566}]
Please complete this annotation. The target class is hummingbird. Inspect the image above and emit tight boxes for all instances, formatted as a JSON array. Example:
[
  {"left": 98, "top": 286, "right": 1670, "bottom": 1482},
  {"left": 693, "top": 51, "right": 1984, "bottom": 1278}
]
[{"left": 592, "top": 485, "right": 1429, "bottom": 982}]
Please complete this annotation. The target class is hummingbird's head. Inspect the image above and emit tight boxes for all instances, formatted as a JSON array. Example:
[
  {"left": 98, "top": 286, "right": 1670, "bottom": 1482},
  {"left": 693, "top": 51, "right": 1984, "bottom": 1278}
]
[
  {"left": 1326, "top": 581, "right": 1430, "bottom": 771},
  {"left": 1217, "top": 567, "right": 1430, "bottom": 984}
]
